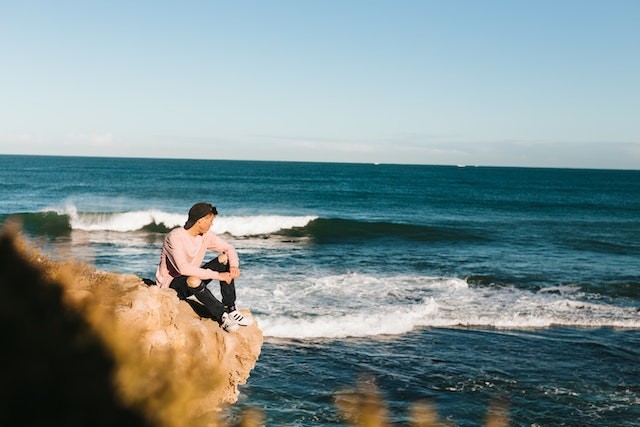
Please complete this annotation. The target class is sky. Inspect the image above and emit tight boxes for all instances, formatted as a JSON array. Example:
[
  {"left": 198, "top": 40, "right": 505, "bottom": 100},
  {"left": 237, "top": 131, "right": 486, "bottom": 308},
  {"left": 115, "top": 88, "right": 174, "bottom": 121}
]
[{"left": 1, "top": 0, "right": 639, "bottom": 169}]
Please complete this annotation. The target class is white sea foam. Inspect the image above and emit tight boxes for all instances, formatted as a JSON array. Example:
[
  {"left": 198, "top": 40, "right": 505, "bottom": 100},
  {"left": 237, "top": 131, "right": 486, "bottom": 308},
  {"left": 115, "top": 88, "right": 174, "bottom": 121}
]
[
  {"left": 258, "top": 300, "right": 440, "bottom": 339},
  {"left": 212, "top": 215, "right": 317, "bottom": 236},
  {"left": 240, "top": 273, "right": 640, "bottom": 339},
  {"left": 68, "top": 208, "right": 185, "bottom": 232},
  {"left": 57, "top": 204, "right": 316, "bottom": 236}
]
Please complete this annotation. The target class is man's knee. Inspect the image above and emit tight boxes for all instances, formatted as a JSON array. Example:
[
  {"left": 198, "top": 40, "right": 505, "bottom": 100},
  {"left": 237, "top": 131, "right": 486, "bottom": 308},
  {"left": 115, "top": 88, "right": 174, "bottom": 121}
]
[
  {"left": 203, "top": 258, "right": 228, "bottom": 273},
  {"left": 218, "top": 253, "right": 228, "bottom": 264},
  {"left": 186, "top": 276, "right": 202, "bottom": 288}
]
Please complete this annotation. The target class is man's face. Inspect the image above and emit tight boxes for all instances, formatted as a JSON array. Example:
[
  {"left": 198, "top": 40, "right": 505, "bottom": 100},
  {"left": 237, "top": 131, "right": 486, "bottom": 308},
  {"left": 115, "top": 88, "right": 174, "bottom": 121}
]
[{"left": 196, "top": 213, "right": 215, "bottom": 233}]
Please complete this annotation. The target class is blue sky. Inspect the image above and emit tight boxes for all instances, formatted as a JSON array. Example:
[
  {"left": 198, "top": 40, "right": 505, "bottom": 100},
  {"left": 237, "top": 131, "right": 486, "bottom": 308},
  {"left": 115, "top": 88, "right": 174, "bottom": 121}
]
[{"left": 1, "top": 0, "right": 638, "bottom": 169}]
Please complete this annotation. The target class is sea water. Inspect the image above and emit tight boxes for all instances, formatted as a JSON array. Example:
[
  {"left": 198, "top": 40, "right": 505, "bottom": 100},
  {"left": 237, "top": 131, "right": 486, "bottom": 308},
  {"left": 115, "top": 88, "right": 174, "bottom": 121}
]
[{"left": 1, "top": 155, "right": 639, "bottom": 426}]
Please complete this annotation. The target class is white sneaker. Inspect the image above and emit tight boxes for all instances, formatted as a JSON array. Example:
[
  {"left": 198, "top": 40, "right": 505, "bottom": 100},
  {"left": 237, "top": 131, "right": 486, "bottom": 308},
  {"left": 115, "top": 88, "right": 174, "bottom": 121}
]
[
  {"left": 220, "top": 312, "right": 239, "bottom": 332},
  {"left": 228, "top": 310, "right": 253, "bottom": 326}
]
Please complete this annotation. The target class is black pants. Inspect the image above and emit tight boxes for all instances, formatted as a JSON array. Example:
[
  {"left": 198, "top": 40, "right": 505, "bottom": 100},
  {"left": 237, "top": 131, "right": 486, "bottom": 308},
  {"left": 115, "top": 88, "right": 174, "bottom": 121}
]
[{"left": 169, "top": 258, "right": 236, "bottom": 322}]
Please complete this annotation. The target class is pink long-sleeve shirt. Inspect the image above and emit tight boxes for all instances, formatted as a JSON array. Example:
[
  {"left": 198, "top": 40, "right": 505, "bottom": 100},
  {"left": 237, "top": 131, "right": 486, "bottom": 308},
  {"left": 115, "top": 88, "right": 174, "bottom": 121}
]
[{"left": 155, "top": 227, "right": 239, "bottom": 288}]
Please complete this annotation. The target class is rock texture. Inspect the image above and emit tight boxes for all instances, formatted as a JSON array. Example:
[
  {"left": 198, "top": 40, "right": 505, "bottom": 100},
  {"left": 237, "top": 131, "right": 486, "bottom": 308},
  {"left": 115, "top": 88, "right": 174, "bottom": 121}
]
[{"left": 0, "top": 226, "right": 263, "bottom": 427}]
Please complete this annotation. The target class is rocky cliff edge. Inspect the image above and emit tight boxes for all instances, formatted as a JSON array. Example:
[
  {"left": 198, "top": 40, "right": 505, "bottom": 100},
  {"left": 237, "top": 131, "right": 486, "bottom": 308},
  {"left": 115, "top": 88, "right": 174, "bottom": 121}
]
[{"left": 0, "top": 226, "right": 263, "bottom": 427}]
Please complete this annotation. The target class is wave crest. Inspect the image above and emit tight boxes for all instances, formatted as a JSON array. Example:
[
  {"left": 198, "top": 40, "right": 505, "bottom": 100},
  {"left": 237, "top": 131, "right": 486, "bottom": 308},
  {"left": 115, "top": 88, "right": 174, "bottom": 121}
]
[
  {"left": 6, "top": 205, "right": 318, "bottom": 237},
  {"left": 7, "top": 206, "right": 482, "bottom": 243}
]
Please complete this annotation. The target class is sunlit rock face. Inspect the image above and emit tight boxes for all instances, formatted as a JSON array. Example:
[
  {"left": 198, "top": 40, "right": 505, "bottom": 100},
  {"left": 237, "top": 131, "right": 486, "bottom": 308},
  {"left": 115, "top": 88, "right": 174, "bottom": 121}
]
[{"left": 0, "top": 226, "right": 263, "bottom": 427}]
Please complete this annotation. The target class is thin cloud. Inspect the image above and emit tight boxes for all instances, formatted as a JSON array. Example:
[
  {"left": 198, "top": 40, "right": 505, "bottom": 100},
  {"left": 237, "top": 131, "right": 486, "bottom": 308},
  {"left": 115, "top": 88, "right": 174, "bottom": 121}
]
[{"left": 66, "top": 132, "right": 114, "bottom": 147}]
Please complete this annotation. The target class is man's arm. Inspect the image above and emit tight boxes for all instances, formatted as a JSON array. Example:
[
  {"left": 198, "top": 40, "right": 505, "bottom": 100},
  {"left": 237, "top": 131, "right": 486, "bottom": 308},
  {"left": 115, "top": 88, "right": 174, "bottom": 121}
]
[
  {"left": 206, "top": 232, "right": 240, "bottom": 268},
  {"left": 206, "top": 232, "right": 240, "bottom": 280},
  {"left": 165, "top": 233, "right": 221, "bottom": 280}
]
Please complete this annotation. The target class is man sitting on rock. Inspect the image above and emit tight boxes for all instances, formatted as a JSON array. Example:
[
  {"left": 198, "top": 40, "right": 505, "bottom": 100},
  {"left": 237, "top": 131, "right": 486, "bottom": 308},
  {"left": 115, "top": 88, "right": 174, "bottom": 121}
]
[{"left": 155, "top": 202, "right": 253, "bottom": 332}]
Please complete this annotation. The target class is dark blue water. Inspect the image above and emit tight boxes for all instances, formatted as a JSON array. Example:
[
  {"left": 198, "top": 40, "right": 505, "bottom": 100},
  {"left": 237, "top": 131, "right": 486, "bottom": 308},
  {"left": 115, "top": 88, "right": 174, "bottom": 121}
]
[{"left": 1, "top": 154, "right": 639, "bottom": 426}]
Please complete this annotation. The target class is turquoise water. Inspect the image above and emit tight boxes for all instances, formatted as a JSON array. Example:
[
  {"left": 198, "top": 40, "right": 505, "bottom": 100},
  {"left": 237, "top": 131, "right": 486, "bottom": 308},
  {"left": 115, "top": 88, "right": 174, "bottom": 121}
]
[{"left": 1, "top": 155, "right": 639, "bottom": 425}]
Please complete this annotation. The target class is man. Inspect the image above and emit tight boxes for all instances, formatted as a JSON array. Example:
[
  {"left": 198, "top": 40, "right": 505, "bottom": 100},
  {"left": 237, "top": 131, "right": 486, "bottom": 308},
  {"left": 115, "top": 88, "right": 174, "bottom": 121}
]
[{"left": 155, "top": 202, "right": 252, "bottom": 332}]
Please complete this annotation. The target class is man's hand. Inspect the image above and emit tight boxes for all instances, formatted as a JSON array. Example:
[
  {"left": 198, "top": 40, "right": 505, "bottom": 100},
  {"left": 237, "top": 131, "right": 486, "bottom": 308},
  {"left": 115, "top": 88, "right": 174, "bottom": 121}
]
[
  {"left": 218, "top": 268, "right": 240, "bottom": 284},
  {"left": 218, "top": 272, "right": 233, "bottom": 283}
]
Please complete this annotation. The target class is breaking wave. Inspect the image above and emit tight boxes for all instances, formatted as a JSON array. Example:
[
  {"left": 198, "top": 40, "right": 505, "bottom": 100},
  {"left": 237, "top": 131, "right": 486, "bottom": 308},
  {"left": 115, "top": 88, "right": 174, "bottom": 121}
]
[
  {"left": 241, "top": 274, "right": 640, "bottom": 339},
  {"left": 4, "top": 205, "right": 484, "bottom": 243},
  {"left": 3, "top": 205, "right": 317, "bottom": 237}
]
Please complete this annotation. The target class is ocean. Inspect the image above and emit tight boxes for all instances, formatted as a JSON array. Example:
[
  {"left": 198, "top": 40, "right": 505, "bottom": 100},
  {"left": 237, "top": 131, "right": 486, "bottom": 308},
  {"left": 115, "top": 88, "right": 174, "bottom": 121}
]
[{"left": 1, "top": 154, "right": 639, "bottom": 426}]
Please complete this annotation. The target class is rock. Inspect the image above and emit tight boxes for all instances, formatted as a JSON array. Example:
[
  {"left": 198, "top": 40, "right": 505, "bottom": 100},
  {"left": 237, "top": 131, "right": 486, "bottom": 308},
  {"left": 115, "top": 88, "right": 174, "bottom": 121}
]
[{"left": 0, "top": 226, "right": 263, "bottom": 427}]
